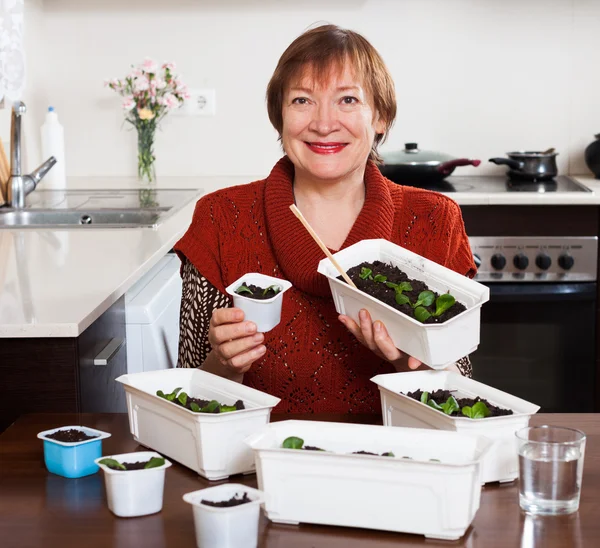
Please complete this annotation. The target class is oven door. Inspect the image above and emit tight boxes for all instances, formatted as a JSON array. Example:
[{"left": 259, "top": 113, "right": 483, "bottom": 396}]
[{"left": 471, "top": 282, "right": 596, "bottom": 412}]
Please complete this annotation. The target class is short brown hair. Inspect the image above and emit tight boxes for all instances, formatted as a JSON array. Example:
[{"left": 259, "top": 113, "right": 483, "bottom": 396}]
[{"left": 266, "top": 24, "right": 397, "bottom": 163}]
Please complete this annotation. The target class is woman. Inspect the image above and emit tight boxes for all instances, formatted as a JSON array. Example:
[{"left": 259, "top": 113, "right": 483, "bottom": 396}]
[{"left": 174, "top": 24, "right": 476, "bottom": 414}]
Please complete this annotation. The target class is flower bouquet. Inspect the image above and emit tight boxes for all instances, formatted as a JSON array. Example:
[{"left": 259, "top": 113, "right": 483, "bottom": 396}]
[{"left": 105, "top": 58, "right": 189, "bottom": 184}]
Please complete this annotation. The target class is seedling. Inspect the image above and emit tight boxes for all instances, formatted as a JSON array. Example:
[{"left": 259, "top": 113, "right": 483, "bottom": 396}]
[
  {"left": 414, "top": 293, "right": 456, "bottom": 323},
  {"left": 235, "top": 284, "right": 253, "bottom": 295},
  {"left": 262, "top": 284, "right": 281, "bottom": 297},
  {"left": 98, "top": 456, "right": 166, "bottom": 471},
  {"left": 414, "top": 390, "right": 500, "bottom": 419},
  {"left": 156, "top": 388, "right": 242, "bottom": 413},
  {"left": 462, "top": 401, "right": 491, "bottom": 419}
]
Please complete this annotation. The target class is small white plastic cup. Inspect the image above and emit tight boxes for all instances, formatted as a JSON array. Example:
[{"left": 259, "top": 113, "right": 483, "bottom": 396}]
[
  {"left": 225, "top": 273, "right": 292, "bottom": 332},
  {"left": 94, "top": 451, "right": 172, "bottom": 518},
  {"left": 183, "top": 483, "right": 265, "bottom": 548}
]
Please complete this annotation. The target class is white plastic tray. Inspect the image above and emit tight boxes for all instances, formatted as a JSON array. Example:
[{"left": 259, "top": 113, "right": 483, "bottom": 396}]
[
  {"left": 317, "top": 239, "right": 489, "bottom": 368},
  {"left": 116, "top": 369, "right": 281, "bottom": 480},
  {"left": 371, "top": 370, "right": 540, "bottom": 484},
  {"left": 245, "top": 419, "right": 492, "bottom": 540}
]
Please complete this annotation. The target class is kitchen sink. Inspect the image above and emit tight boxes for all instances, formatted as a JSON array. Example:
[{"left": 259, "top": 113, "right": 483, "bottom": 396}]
[
  {"left": 0, "top": 208, "right": 170, "bottom": 228},
  {"left": 0, "top": 188, "right": 201, "bottom": 229}
]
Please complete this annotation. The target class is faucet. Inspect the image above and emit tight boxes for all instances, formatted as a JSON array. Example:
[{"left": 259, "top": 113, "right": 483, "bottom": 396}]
[{"left": 4, "top": 101, "right": 57, "bottom": 209}]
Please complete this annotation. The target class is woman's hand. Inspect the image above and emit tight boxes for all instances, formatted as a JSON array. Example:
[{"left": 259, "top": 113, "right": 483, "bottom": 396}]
[
  {"left": 204, "top": 308, "right": 266, "bottom": 380},
  {"left": 339, "top": 309, "right": 423, "bottom": 371}
]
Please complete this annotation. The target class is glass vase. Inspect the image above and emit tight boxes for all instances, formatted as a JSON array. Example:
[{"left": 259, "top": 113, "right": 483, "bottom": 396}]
[{"left": 136, "top": 120, "right": 157, "bottom": 184}]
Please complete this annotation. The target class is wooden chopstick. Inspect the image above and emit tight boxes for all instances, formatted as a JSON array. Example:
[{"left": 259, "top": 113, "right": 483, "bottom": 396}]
[
  {"left": 0, "top": 140, "right": 9, "bottom": 188},
  {"left": 289, "top": 204, "right": 357, "bottom": 289}
]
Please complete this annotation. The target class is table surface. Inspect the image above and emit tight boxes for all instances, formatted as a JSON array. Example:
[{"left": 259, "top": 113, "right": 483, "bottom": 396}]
[{"left": 0, "top": 413, "right": 598, "bottom": 548}]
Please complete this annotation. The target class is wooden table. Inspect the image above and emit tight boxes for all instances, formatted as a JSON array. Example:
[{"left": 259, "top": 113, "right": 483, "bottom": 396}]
[{"left": 0, "top": 413, "right": 598, "bottom": 548}]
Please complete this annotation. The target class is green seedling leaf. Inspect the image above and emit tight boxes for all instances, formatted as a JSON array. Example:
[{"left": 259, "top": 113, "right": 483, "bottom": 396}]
[
  {"left": 462, "top": 406, "right": 474, "bottom": 419},
  {"left": 235, "top": 284, "right": 253, "bottom": 295},
  {"left": 471, "top": 401, "right": 491, "bottom": 419},
  {"left": 381, "top": 452, "right": 395, "bottom": 457},
  {"left": 177, "top": 392, "right": 188, "bottom": 407},
  {"left": 427, "top": 399, "right": 443, "bottom": 411},
  {"left": 144, "top": 457, "right": 166, "bottom": 469},
  {"left": 282, "top": 436, "right": 304, "bottom": 449},
  {"left": 440, "top": 395, "right": 459, "bottom": 415},
  {"left": 373, "top": 274, "right": 387, "bottom": 283},
  {"left": 219, "top": 405, "right": 237, "bottom": 413},
  {"left": 262, "top": 285, "right": 281, "bottom": 297},
  {"left": 359, "top": 267, "right": 373, "bottom": 280},
  {"left": 398, "top": 282, "right": 413, "bottom": 293},
  {"left": 189, "top": 402, "right": 201, "bottom": 412},
  {"left": 200, "top": 400, "right": 221, "bottom": 413},
  {"left": 395, "top": 292, "right": 410, "bottom": 306},
  {"left": 386, "top": 282, "right": 398, "bottom": 289},
  {"left": 414, "top": 306, "right": 431, "bottom": 323},
  {"left": 420, "top": 391, "right": 429, "bottom": 404},
  {"left": 412, "top": 290, "right": 435, "bottom": 308},
  {"left": 166, "top": 393, "right": 176, "bottom": 401},
  {"left": 98, "top": 458, "right": 126, "bottom": 470},
  {"left": 433, "top": 293, "right": 456, "bottom": 317},
  {"left": 429, "top": 458, "right": 441, "bottom": 463},
  {"left": 156, "top": 390, "right": 166, "bottom": 399}
]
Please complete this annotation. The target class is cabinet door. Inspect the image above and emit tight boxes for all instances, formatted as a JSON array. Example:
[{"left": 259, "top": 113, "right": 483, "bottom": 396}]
[{"left": 78, "top": 296, "right": 128, "bottom": 413}]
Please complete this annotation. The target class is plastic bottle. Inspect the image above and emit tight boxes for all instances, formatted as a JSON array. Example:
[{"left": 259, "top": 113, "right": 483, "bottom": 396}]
[{"left": 40, "top": 106, "right": 66, "bottom": 189}]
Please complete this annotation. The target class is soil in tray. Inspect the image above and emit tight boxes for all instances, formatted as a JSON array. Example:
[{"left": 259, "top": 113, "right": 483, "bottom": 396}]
[
  {"left": 235, "top": 282, "right": 281, "bottom": 300},
  {"left": 46, "top": 429, "right": 98, "bottom": 442},
  {"left": 201, "top": 493, "right": 252, "bottom": 507},
  {"left": 184, "top": 397, "right": 245, "bottom": 413},
  {"left": 340, "top": 261, "right": 466, "bottom": 324},
  {"left": 405, "top": 389, "right": 514, "bottom": 417}
]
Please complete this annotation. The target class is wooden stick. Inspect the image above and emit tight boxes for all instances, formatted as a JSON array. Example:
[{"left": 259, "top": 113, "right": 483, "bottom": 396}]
[{"left": 289, "top": 204, "right": 357, "bottom": 289}]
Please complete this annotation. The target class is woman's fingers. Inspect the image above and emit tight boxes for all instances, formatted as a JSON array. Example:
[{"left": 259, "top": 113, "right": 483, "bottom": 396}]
[
  {"left": 219, "top": 332, "right": 265, "bottom": 361},
  {"left": 220, "top": 342, "right": 267, "bottom": 371},
  {"left": 358, "top": 309, "right": 378, "bottom": 352},
  {"left": 407, "top": 356, "right": 423, "bottom": 370},
  {"left": 372, "top": 320, "right": 402, "bottom": 362}
]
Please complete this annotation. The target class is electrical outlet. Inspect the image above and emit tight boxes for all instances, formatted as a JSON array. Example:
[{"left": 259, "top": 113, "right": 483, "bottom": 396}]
[{"left": 180, "top": 88, "right": 216, "bottom": 116}]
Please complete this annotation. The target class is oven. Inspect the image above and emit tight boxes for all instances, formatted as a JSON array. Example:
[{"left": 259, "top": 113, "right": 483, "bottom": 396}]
[{"left": 468, "top": 235, "right": 598, "bottom": 413}]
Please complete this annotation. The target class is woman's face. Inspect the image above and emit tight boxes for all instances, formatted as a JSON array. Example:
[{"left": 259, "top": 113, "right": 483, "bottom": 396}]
[{"left": 281, "top": 62, "right": 385, "bottom": 183}]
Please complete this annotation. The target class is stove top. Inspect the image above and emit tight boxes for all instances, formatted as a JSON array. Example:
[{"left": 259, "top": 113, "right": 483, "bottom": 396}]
[{"left": 403, "top": 175, "right": 590, "bottom": 194}]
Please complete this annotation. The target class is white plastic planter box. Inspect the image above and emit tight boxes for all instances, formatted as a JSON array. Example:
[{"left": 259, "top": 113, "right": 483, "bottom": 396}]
[
  {"left": 245, "top": 420, "right": 493, "bottom": 540},
  {"left": 317, "top": 239, "right": 489, "bottom": 368},
  {"left": 371, "top": 370, "right": 540, "bottom": 484},
  {"left": 116, "top": 368, "right": 281, "bottom": 480},
  {"left": 225, "top": 272, "right": 292, "bottom": 332},
  {"left": 183, "top": 483, "right": 265, "bottom": 548},
  {"left": 95, "top": 451, "right": 172, "bottom": 517}
]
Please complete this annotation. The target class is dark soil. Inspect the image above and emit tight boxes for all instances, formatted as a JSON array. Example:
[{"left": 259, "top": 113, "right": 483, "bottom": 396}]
[
  {"left": 405, "top": 389, "right": 514, "bottom": 417},
  {"left": 352, "top": 451, "right": 394, "bottom": 457},
  {"left": 235, "top": 282, "right": 281, "bottom": 300},
  {"left": 104, "top": 460, "right": 154, "bottom": 471},
  {"left": 46, "top": 429, "right": 98, "bottom": 442},
  {"left": 340, "top": 261, "right": 466, "bottom": 324},
  {"left": 180, "top": 398, "right": 245, "bottom": 413},
  {"left": 303, "top": 446, "right": 325, "bottom": 451},
  {"left": 201, "top": 492, "right": 252, "bottom": 507}
]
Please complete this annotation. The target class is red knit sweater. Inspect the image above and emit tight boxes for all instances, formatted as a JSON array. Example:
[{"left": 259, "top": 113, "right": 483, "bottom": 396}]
[{"left": 174, "top": 157, "right": 476, "bottom": 414}]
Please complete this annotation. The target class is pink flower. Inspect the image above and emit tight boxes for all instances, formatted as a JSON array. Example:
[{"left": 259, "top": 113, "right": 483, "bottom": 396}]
[
  {"left": 153, "top": 77, "right": 166, "bottom": 90},
  {"left": 134, "top": 77, "right": 149, "bottom": 92},
  {"left": 142, "top": 58, "right": 157, "bottom": 74},
  {"left": 163, "top": 93, "right": 180, "bottom": 110},
  {"left": 162, "top": 62, "right": 176, "bottom": 71},
  {"left": 122, "top": 97, "right": 136, "bottom": 111}
]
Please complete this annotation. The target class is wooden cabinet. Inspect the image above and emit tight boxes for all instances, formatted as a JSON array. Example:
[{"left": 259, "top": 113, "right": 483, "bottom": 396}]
[{"left": 0, "top": 296, "right": 126, "bottom": 433}]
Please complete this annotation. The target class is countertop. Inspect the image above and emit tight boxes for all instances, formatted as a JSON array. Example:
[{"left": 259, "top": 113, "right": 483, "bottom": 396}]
[
  {"left": 1, "top": 173, "right": 599, "bottom": 339},
  {"left": 0, "top": 412, "right": 597, "bottom": 548}
]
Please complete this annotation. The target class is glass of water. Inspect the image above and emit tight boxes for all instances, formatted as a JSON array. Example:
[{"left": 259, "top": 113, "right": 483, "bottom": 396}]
[{"left": 516, "top": 425, "right": 586, "bottom": 515}]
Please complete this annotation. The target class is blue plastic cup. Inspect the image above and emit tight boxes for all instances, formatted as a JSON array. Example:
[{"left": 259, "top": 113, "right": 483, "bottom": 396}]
[{"left": 37, "top": 425, "right": 112, "bottom": 479}]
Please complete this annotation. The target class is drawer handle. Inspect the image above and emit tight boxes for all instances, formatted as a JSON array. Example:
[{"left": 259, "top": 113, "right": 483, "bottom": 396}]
[{"left": 94, "top": 338, "right": 125, "bottom": 365}]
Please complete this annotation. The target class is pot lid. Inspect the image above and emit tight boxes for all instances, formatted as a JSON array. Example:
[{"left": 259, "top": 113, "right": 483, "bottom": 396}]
[
  {"left": 506, "top": 150, "right": 559, "bottom": 158},
  {"left": 381, "top": 143, "right": 455, "bottom": 166}
]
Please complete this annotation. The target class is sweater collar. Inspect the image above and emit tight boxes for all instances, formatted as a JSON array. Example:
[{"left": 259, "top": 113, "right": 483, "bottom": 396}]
[{"left": 264, "top": 156, "right": 397, "bottom": 297}]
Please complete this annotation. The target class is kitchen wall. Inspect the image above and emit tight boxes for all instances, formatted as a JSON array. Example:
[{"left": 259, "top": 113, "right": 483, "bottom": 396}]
[{"left": 3, "top": 0, "right": 600, "bottom": 179}]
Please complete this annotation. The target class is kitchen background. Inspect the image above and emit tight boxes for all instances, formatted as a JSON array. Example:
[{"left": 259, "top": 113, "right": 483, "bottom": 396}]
[{"left": 1, "top": 0, "right": 600, "bottom": 181}]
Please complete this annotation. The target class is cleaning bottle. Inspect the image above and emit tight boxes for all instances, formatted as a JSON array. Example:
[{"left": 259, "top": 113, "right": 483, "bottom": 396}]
[{"left": 40, "top": 106, "right": 66, "bottom": 189}]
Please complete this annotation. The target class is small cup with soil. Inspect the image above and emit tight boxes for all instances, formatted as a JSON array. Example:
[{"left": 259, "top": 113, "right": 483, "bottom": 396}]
[
  {"left": 183, "top": 483, "right": 265, "bottom": 548},
  {"left": 94, "top": 451, "right": 172, "bottom": 518},
  {"left": 225, "top": 272, "right": 292, "bottom": 332},
  {"left": 37, "top": 425, "right": 111, "bottom": 479}
]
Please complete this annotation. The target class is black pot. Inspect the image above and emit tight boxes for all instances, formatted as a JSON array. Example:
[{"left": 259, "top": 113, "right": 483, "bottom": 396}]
[
  {"left": 489, "top": 150, "right": 558, "bottom": 182},
  {"left": 584, "top": 134, "right": 600, "bottom": 179},
  {"left": 380, "top": 143, "right": 481, "bottom": 184}
]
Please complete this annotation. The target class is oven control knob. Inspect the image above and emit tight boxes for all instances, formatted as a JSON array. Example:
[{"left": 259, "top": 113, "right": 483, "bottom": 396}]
[
  {"left": 558, "top": 254, "right": 575, "bottom": 270},
  {"left": 513, "top": 253, "right": 529, "bottom": 270},
  {"left": 491, "top": 253, "right": 506, "bottom": 270},
  {"left": 535, "top": 253, "right": 552, "bottom": 270},
  {"left": 473, "top": 253, "right": 482, "bottom": 268}
]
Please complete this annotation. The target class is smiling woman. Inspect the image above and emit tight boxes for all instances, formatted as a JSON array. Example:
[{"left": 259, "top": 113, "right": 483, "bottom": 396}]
[{"left": 174, "top": 24, "right": 476, "bottom": 415}]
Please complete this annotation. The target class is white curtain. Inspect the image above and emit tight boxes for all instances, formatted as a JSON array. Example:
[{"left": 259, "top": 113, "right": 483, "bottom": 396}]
[{"left": 0, "top": 0, "right": 25, "bottom": 103}]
